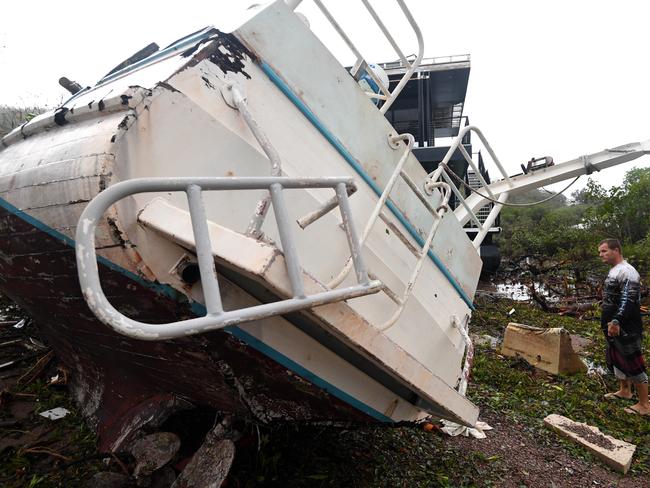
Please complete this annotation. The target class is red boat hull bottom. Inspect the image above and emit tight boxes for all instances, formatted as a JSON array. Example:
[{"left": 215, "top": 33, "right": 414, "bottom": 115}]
[{"left": 0, "top": 203, "right": 370, "bottom": 451}]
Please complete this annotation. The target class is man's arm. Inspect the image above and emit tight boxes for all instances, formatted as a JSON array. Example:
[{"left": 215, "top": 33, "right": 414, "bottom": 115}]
[{"left": 611, "top": 278, "right": 640, "bottom": 328}]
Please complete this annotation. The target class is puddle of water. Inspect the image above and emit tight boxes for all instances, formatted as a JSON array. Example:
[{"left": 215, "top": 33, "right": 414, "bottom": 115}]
[
  {"left": 496, "top": 282, "right": 553, "bottom": 301},
  {"left": 479, "top": 281, "right": 552, "bottom": 301},
  {"left": 479, "top": 278, "right": 589, "bottom": 303}
]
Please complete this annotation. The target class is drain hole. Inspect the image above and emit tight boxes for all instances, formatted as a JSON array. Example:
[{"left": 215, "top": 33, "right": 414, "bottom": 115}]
[{"left": 180, "top": 263, "right": 201, "bottom": 284}]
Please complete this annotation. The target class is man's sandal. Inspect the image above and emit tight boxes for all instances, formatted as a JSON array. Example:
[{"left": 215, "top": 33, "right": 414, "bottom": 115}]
[
  {"left": 604, "top": 392, "right": 633, "bottom": 401},
  {"left": 624, "top": 406, "right": 650, "bottom": 416}
]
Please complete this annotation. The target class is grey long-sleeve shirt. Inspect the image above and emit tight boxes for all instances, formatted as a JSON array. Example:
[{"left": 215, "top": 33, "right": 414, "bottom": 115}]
[{"left": 601, "top": 260, "right": 643, "bottom": 335}]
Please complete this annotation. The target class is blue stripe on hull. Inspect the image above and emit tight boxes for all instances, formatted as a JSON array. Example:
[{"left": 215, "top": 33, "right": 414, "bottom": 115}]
[{"left": 259, "top": 61, "right": 474, "bottom": 310}]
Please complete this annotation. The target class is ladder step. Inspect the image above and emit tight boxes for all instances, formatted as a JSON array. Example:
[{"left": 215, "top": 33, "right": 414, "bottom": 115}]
[
  {"left": 399, "top": 170, "right": 438, "bottom": 216},
  {"left": 368, "top": 271, "right": 403, "bottom": 305},
  {"left": 378, "top": 212, "right": 421, "bottom": 258}
]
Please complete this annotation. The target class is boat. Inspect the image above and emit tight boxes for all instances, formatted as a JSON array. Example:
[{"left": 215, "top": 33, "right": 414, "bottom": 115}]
[{"left": 1, "top": 0, "right": 648, "bottom": 463}]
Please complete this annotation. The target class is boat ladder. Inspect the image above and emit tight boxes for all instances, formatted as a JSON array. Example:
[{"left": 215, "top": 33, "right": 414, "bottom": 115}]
[
  {"left": 75, "top": 176, "right": 383, "bottom": 341},
  {"left": 298, "top": 132, "right": 452, "bottom": 331},
  {"left": 287, "top": 0, "right": 424, "bottom": 113}
]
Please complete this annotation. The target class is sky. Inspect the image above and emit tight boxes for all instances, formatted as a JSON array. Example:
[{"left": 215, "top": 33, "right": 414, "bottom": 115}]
[{"left": 2, "top": 0, "right": 649, "bottom": 194}]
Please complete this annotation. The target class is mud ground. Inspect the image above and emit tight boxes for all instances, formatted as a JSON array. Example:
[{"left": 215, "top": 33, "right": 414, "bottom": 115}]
[{"left": 1, "top": 293, "right": 648, "bottom": 487}]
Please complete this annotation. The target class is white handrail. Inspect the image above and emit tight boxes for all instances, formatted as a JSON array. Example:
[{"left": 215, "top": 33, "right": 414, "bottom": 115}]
[
  {"left": 424, "top": 125, "right": 512, "bottom": 249},
  {"left": 75, "top": 177, "right": 383, "bottom": 341},
  {"left": 361, "top": 0, "right": 408, "bottom": 66},
  {"left": 303, "top": 0, "right": 424, "bottom": 112},
  {"left": 380, "top": 0, "right": 424, "bottom": 113},
  {"left": 327, "top": 133, "right": 415, "bottom": 289}
]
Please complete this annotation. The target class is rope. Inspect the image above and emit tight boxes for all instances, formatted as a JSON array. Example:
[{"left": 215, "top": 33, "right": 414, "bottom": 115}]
[{"left": 440, "top": 163, "right": 580, "bottom": 208}]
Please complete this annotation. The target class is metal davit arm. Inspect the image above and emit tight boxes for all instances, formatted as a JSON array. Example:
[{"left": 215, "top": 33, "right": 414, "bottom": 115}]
[
  {"left": 458, "top": 139, "right": 650, "bottom": 222},
  {"left": 425, "top": 124, "right": 650, "bottom": 250}
]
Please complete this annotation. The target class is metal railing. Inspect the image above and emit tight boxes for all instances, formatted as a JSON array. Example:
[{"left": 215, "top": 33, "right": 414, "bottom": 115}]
[
  {"left": 75, "top": 176, "right": 383, "bottom": 341},
  {"left": 379, "top": 54, "right": 470, "bottom": 72},
  {"left": 425, "top": 125, "right": 513, "bottom": 249},
  {"left": 466, "top": 171, "right": 492, "bottom": 225},
  {"left": 224, "top": 84, "right": 283, "bottom": 239},
  {"left": 288, "top": 0, "right": 423, "bottom": 113}
]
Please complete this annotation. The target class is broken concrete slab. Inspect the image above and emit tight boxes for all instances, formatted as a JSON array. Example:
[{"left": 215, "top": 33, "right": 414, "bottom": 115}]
[
  {"left": 544, "top": 414, "right": 636, "bottom": 474},
  {"left": 129, "top": 432, "right": 181, "bottom": 478},
  {"left": 172, "top": 423, "right": 235, "bottom": 488},
  {"left": 569, "top": 334, "right": 592, "bottom": 355},
  {"left": 501, "top": 323, "right": 586, "bottom": 375},
  {"left": 471, "top": 334, "right": 499, "bottom": 349}
]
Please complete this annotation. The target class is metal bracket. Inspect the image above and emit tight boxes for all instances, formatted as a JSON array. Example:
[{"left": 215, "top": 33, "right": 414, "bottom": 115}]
[
  {"left": 581, "top": 155, "right": 599, "bottom": 175},
  {"left": 387, "top": 132, "right": 402, "bottom": 150}
]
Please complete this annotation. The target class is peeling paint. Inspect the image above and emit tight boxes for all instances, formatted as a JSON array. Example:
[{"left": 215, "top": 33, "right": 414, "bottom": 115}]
[
  {"left": 106, "top": 216, "right": 129, "bottom": 247},
  {"left": 117, "top": 115, "right": 134, "bottom": 131},
  {"left": 81, "top": 218, "right": 94, "bottom": 235},
  {"left": 180, "top": 29, "right": 255, "bottom": 80},
  {"left": 201, "top": 76, "right": 215, "bottom": 89},
  {"left": 156, "top": 81, "right": 181, "bottom": 94}
]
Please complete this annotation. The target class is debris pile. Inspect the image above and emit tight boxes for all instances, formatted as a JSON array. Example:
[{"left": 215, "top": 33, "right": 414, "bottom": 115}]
[{"left": 0, "top": 299, "right": 238, "bottom": 487}]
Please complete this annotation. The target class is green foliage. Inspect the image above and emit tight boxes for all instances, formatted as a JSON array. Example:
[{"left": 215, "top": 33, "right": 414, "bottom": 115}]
[
  {"left": 582, "top": 168, "right": 650, "bottom": 243},
  {"left": 470, "top": 297, "right": 650, "bottom": 476},
  {"left": 497, "top": 167, "right": 650, "bottom": 279},
  {"left": 0, "top": 105, "right": 47, "bottom": 138},
  {"left": 497, "top": 195, "right": 594, "bottom": 262}
]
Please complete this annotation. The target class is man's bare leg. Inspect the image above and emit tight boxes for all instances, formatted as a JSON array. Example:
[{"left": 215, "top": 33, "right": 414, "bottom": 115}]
[
  {"left": 627, "top": 382, "right": 650, "bottom": 415},
  {"left": 607, "top": 379, "right": 633, "bottom": 399}
]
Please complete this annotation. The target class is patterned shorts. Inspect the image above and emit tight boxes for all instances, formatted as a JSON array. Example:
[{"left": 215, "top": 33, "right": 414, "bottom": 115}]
[{"left": 605, "top": 333, "right": 647, "bottom": 382}]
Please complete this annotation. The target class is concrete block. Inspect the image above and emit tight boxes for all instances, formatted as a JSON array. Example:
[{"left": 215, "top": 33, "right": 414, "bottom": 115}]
[
  {"left": 544, "top": 414, "right": 636, "bottom": 474},
  {"left": 501, "top": 323, "right": 586, "bottom": 375}
]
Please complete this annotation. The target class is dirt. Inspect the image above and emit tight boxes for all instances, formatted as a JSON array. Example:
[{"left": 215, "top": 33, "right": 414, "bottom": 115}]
[
  {"left": 447, "top": 410, "right": 643, "bottom": 488},
  {"left": 560, "top": 422, "right": 616, "bottom": 450},
  {"left": 2, "top": 292, "right": 649, "bottom": 487}
]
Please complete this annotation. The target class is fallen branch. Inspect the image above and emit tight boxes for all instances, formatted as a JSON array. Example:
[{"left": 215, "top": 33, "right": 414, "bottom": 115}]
[
  {"left": 17, "top": 350, "right": 54, "bottom": 385},
  {"left": 21, "top": 447, "right": 73, "bottom": 462},
  {"left": 111, "top": 452, "right": 130, "bottom": 476}
]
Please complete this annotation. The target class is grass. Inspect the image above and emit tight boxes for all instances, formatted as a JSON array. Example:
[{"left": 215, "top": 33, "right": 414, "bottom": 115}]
[
  {"left": 0, "top": 295, "right": 103, "bottom": 487},
  {"left": 2, "top": 294, "right": 648, "bottom": 486},
  {"left": 227, "top": 420, "right": 509, "bottom": 487},
  {"left": 468, "top": 296, "right": 650, "bottom": 476},
  {"left": 0, "top": 378, "right": 103, "bottom": 487}
]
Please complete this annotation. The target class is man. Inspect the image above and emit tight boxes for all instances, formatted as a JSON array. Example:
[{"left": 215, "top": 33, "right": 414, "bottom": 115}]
[{"left": 598, "top": 238, "right": 649, "bottom": 416}]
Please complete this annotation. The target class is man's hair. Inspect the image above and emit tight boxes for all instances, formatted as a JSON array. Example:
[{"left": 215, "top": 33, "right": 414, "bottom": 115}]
[{"left": 599, "top": 238, "right": 622, "bottom": 253}]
